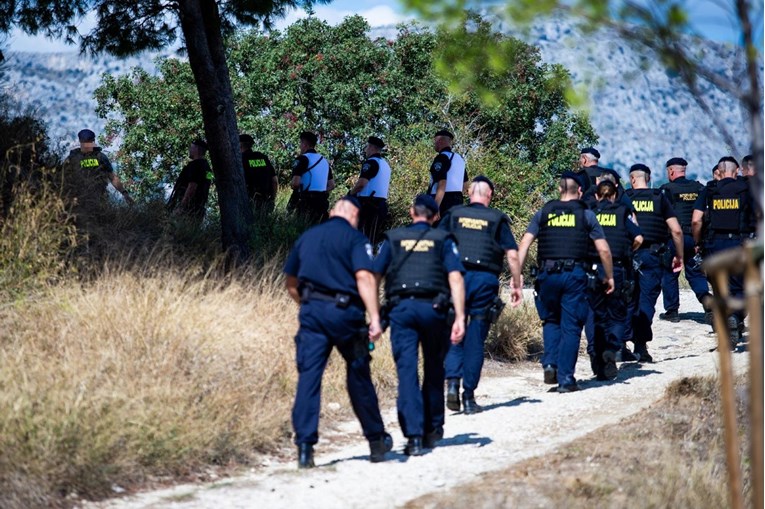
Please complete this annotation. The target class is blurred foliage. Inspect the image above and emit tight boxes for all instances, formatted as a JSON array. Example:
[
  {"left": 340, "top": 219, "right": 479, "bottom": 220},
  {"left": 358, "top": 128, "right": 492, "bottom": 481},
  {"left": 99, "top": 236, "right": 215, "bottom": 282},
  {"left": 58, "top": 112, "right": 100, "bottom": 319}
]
[{"left": 95, "top": 14, "right": 596, "bottom": 225}]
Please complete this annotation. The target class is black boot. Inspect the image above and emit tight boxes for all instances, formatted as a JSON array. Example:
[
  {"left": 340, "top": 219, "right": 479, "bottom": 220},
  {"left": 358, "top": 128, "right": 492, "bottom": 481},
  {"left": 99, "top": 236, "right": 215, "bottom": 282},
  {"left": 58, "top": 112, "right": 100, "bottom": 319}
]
[
  {"left": 424, "top": 426, "right": 444, "bottom": 449},
  {"left": 297, "top": 443, "right": 315, "bottom": 469},
  {"left": 463, "top": 395, "right": 483, "bottom": 414},
  {"left": 634, "top": 341, "right": 653, "bottom": 363},
  {"left": 597, "top": 350, "right": 618, "bottom": 381},
  {"left": 369, "top": 433, "right": 393, "bottom": 463},
  {"left": 446, "top": 378, "right": 460, "bottom": 411},
  {"left": 404, "top": 437, "right": 424, "bottom": 456}
]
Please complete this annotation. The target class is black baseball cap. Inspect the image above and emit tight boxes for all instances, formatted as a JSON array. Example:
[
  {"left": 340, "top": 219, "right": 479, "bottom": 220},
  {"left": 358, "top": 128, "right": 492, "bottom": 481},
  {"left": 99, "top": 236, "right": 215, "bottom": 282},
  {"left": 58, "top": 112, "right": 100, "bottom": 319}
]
[
  {"left": 413, "top": 194, "right": 439, "bottom": 214},
  {"left": 629, "top": 163, "right": 650, "bottom": 175},
  {"left": 192, "top": 139, "right": 208, "bottom": 150},
  {"left": 472, "top": 175, "right": 494, "bottom": 192},
  {"left": 78, "top": 129, "right": 96, "bottom": 142},
  {"left": 580, "top": 147, "right": 600, "bottom": 159},
  {"left": 434, "top": 129, "right": 454, "bottom": 139},
  {"left": 666, "top": 157, "right": 688, "bottom": 167},
  {"left": 239, "top": 134, "right": 255, "bottom": 146},
  {"left": 560, "top": 170, "right": 588, "bottom": 190}
]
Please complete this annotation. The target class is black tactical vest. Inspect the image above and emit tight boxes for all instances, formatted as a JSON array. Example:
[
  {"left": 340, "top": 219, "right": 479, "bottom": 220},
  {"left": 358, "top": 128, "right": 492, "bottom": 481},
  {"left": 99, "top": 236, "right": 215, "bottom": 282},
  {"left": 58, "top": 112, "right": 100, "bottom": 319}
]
[
  {"left": 707, "top": 178, "right": 751, "bottom": 234},
  {"left": 384, "top": 227, "right": 451, "bottom": 298},
  {"left": 626, "top": 188, "right": 668, "bottom": 245},
  {"left": 537, "top": 200, "right": 590, "bottom": 262},
  {"left": 588, "top": 201, "right": 632, "bottom": 262},
  {"left": 661, "top": 178, "right": 704, "bottom": 232},
  {"left": 448, "top": 205, "right": 506, "bottom": 274}
]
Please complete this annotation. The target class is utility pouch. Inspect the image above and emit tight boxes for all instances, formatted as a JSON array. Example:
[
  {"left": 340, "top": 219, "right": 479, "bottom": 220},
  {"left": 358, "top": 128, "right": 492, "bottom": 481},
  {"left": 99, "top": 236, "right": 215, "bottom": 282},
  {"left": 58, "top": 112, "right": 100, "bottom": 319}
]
[
  {"left": 488, "top": 296, "right": 506, "bottom": 324},
  {"left": 586, "top": 271, "right": 598, "bottom": 291},
  {"left": 563, "top": 259, "right": 575, "bottom": 271},
  {"left": 432, "top": 292, "right": 450, "bottom": 312},
  {"left": 352, "top": 326, "right": 373, "bottom": 360},
  {"left": 335, "top": 293, "right": 351, "bottom": 309},
  {"left": 659, "top": 249, "right": 674, "bottom": 269},
  {"left": 621, "top": 279, "right": 636, "bottom": 304}
]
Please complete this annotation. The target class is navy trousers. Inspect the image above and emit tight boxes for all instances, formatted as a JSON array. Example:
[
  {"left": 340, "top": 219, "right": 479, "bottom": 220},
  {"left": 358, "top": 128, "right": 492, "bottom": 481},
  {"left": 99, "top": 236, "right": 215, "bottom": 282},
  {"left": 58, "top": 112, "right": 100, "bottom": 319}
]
[
  {"left": 661, "top": 233, "right": 710, "bottom": 311},
  {"left": 389, "top": 299, "right": 450, "bottom": 438},
  {"left": 444, "top": 270, "right": 499, "bottom": 398},
  {"left": 585, "top": 265, "right": 628, "bottom": 358},
  {"left": 631, "top": 249, "right": 664, "bottom": 343},
  {"left": 705, "top": 236, "right": 746, "bottom": 321},
  {"left": 534, "top": 266, "right": 589, "bottom": 387},
  {"left": 292, "top": 300, "right": 385, "bottom": 445}
]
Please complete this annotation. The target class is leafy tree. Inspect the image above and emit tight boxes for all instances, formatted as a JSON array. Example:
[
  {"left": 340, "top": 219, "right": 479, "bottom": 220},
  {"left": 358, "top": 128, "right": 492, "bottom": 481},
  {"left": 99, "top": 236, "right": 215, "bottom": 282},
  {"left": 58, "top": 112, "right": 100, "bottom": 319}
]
[
  {"left": 96, "top": 15, "right": 595, "bottom": 213},
  {"left": 0, "top": 0, "right": 330, "bottom": 261},
  {"left": 402, "top": 0, "right": 763, "bottom": 224}
]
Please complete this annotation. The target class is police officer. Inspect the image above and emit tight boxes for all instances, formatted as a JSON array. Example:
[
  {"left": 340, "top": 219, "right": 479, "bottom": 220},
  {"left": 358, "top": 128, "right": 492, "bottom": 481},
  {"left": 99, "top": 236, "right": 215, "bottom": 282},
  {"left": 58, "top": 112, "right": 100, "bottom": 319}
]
[
  {"left": 64, "top": 128, "right": 133, "bottom": 203},
  {"left": 741, "top": 155, "right": 755, "bottom": 178},
  {"left": 585, "top": 180, "right": 643, "bottom": 380},
  {"left": 626, "top": 164, "right": 683, "bottom": 362},
  {"left": 166, "top": 139, "right": 213, "bottom": 224},
  {"left": 659, "top": 157, "right": 711, "bottom": 322},
  {"left": 284, "top": 196, "right": 392, "bottom": 468},
  {"left": 427, "top": 129, "right": 467, "bottom": 218},
  {"left": 518, "top": 171, "right": 614, "bottom": 393},
  {"left": 375, "top": 194, "right": 466, "bottom": 455},
  {"left": 239, "top": 134, "right": 277, "bottom": 211},
  {"left": 288, "top": 131, "right": 335, "bottom": 223},
  {"left": 350, "top": 136, "right": 392, "bottom": 245},
  {"left": 440, "top": 176, "right": 523, "bottom": 413},
  {"left": 577, "top": 147, "right": 602, "bottom": 191},
  {"left": 691, "top": 156, "right": 756, "bottom": 343}
]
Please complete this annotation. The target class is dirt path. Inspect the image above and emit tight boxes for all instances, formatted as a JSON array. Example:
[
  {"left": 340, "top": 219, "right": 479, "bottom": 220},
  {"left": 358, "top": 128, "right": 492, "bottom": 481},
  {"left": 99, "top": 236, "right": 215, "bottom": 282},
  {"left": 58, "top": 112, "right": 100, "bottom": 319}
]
[{"left": 90, "top": 291, "right": 749, "bottom": 509}]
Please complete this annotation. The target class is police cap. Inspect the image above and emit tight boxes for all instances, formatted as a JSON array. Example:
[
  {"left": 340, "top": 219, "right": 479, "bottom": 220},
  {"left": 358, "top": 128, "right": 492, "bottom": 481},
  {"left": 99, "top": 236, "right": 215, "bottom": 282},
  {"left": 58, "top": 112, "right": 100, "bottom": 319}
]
[
  {"left": 629, "top": 163, "right": 650, "bottom": 175},
  {"left": 367, "top": 136, "right": 385, "bottom": 149},
  {"left": 580, "top": 147, "right": 600, "bottom": 159},
  {"left": 78, "top": 129, "right": 96, "bottom": 142},
  {"left": 340, "top": 195, "right": 361, "bottom": 210},
  {"left": 192, "top": 139, "right": 208, "bottom": 150},
  {"left": 665, "top": 157, "right": 688, "bottom": 167},
  {"left": 472, "top": 175, "right": 494, "bottom": 192},
  {"left": 560, "top": 170, "right": 588, "bottom": 190},
  {"left": 300, "top": 131, "right": 318, "bottom": 146},
  {"left": 413, "top": 194, "right": 439, "bottom": 214},
  {"left": 434, "top": 129, "right": 454, "bottom": 139},
  {"left": 239, "top": 134, "right": 255, "bottom": 146}
]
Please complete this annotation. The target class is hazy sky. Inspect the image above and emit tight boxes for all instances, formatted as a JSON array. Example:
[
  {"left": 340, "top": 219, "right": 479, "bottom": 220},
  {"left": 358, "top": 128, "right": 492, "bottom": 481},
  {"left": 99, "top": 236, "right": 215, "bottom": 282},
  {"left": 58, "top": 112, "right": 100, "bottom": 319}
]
[{"left": 4, "top": 0, "right": 758, "bottom": 52}]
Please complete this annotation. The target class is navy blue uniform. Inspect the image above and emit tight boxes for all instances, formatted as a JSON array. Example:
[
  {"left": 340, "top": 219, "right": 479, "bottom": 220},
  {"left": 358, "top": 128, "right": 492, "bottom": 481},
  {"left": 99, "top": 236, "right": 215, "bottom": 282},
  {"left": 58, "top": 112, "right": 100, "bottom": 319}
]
[
  {"left": 439, "top": 203, "right": 517, "bottom": 400},
  {"left": 660, "top": 176, "right": 710, "bottom": 312},
  {"left": 693, "top": 177, "right": 757, "bottom": 329},
  {"left": 584, "top": 202, "right": 642, "bottom": 377},
  {"left": 284, "top": 217, "right": 386, "bottom": 446},
  {"left": 625, "top": 188, "right": 677, "bottom": 351},
  {"left": 375, "top": 223, "right": 464, "bottom": 439},
  {"left": 527, "top": 202, "right": 606, "bottom": 388}
]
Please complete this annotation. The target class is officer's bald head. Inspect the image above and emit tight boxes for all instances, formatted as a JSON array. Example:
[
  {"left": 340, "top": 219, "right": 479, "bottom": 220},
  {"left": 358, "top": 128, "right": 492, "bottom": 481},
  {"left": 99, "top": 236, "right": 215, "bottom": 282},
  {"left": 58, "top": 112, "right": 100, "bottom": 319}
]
[{"left": 330, "top": 198, "right": 360, "bottom": 228}]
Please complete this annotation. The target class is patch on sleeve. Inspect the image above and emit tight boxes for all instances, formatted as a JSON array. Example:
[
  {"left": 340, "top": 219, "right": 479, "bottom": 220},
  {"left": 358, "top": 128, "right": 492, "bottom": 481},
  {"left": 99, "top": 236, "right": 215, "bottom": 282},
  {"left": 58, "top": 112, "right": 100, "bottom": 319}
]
[
  {"left": 433, "top": 162, "right": 442, "bottom": 172},
  {"left": 362, "top": 163, "right": 370, "bottom": 172},
  {"left": 452, "top": 243, "right": 460, "bottom": 257},
  {"left": 365, "top": 243, "right": 374, "bottom": 260},
  {"left": 292, "top": 159, "right": 300, "bottom": 169}
]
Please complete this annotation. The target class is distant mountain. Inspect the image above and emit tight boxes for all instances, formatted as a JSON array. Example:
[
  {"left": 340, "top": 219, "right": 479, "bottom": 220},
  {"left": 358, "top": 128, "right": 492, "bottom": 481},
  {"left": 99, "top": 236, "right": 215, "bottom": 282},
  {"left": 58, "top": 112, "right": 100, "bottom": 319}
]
[{"left": 4, "top": 17, "right": 756, "bottom": 183}]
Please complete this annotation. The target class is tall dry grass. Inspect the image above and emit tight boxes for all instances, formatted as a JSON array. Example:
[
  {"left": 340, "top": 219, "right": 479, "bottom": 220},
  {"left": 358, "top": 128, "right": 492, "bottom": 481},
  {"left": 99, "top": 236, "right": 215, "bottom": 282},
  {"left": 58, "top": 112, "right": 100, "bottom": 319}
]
[{"left": 0, "top": 262, "right": 397, "bottom": 508}]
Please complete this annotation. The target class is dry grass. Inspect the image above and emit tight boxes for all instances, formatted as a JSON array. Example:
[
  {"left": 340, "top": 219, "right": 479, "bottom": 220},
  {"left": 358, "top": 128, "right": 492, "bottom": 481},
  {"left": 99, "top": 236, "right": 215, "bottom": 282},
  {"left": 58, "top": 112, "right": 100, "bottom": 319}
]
[
  {"left": 0, "top": 263, "right": 398, "bottom": 508},
  {"left": 486, "top": 295, "right": 543, "bottom": 362},
  {"left": 405, "top": 374, "right": 751, "bottom": 509}
]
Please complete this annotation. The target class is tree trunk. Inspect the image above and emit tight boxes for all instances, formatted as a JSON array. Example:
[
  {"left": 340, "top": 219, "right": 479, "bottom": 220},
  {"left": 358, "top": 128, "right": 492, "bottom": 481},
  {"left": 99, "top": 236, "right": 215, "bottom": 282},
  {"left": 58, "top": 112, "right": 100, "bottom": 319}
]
[{"left": 177, "top": 0, "right": 253, "bottom": 262}]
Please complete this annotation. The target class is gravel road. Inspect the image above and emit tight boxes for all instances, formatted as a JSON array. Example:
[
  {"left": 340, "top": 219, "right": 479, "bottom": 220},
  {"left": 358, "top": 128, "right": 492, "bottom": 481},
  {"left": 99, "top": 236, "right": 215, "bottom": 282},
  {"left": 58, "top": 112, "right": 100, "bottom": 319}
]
[{"left": 90, "top": 290, "right": 750, "bottom": 509}]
